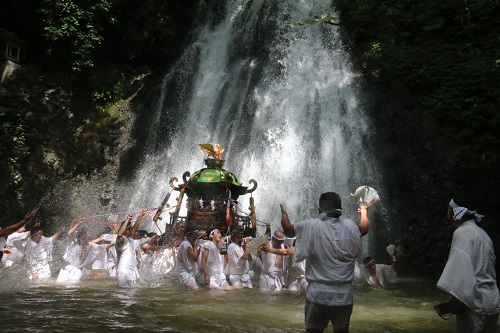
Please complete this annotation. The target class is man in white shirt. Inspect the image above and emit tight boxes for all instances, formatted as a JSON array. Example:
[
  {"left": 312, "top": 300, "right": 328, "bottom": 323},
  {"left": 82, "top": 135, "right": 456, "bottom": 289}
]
[
  {"left": 227, "top": 228, "right": 252, "bottom": 288},
  {"left": 281, "top": 192, "right": 370, "bottom": 333},
  {"left": 200, "top": 228, "right": 230, "bottom": 289},
  {"left": 176, "top": 225, "right": 201, "bottom": 290}
]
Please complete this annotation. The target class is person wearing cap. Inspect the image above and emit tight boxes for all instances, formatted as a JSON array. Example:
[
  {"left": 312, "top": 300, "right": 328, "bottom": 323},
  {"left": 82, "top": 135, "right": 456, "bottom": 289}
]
[
  {"left": 259, "top": 230, "right": 286, "bottom": 291},
  {"left": 227, "top": 228, "right": 253, "bottom": 289},
  {"left": 177, "top": 224, "right": 201, "bottom": 290},
  {"left": 200, "top": 228, "right": 230, "bottom": 289},
  {"left": 280, "top": 192, "right": 370, "bottom": 333},
  {"left": 437, "top": 198, "right": 499, "bottom": 333},
  {"left": 360, "top": 254, "right": 397, "bottom": 288},
  {"left": 24, "top": 224, "right": 64, "bottom": 280}
]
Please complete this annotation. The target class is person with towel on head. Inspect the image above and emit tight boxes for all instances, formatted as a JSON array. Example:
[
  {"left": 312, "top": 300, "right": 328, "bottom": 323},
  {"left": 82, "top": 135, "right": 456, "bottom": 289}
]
[
  {"left": 280, "top": 192, "right": 370, "bottom": 333},
  {"left": 261, "top": 236, "right": 308, "bottom": 295},
  {"left": 358, "top": 252, "right": 398, "bottom": 288},
  {"left": 258, "top": 230, "right": 286, "bottom": 292},
  {"left": 436, "top": 198, "right": 499, "bottom": 333},
  {"left": 177, "top": 225, "right": 202, "bottom": 290}
]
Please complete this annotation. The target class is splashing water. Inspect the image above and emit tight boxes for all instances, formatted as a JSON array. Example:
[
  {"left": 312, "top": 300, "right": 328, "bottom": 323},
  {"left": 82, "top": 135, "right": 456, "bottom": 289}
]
[{"left": 119, "top": 0, "right": 381, "bottom": 239}]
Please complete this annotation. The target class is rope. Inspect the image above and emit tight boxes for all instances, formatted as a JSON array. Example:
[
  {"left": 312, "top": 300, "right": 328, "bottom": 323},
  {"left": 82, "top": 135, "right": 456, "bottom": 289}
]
[{"left": 71, "top": 206, "right": 180, "bottom": 227}]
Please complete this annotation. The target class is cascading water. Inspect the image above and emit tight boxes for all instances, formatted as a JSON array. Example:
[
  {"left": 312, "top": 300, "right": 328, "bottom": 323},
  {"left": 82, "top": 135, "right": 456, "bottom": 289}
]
[{"left": 125, "top": 0, "right": 382, "bottom": 241}]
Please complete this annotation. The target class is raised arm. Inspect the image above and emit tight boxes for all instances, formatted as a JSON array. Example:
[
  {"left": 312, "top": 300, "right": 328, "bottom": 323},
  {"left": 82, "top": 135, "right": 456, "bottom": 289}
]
[
  {"left": 241, "top": 237, "right": 251, "bottom": 260},
  {"left": 358, "top": 205, "right": 370, "bottom": 236},
  {"left": 186, "top": 237, "right": 199, "bottom": 262},
  {"left": 116, "top": 214, "right": 133, "bottom": 248},
  {"left": 130, "top": 209, "right": 146, "bottom": 236},
  {"left": 67, "top": 219, "right": 84, "bottom": 236},
  {"left": 280, "top": 204, "right": 295, "bottom": 237},
  {"left": 0, "top": 210, "right": 37, "bottom": 237},
  {"left": 51, "top": 226, "right": 65, "bottom": 241},
  {"left": 117, "top": 215, "right": 133, "bottom": 237}
]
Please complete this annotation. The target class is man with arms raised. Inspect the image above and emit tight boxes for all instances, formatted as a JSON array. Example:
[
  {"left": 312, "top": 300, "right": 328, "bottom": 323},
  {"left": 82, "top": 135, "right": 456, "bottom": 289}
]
[{"left": 280, "top": 192, "right": 370, "bottom": 333}]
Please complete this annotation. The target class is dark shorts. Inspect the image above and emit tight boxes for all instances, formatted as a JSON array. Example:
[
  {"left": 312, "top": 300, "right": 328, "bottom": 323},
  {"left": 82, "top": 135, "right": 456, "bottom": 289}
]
[{"left": 304, "top": 299, "right": 353, "bottom": 331}]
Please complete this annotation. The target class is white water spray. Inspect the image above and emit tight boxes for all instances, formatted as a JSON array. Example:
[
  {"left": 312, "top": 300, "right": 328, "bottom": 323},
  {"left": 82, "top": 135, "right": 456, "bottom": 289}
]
[{"left": 125, "top": 0, "right": 380, "bottom": 234}]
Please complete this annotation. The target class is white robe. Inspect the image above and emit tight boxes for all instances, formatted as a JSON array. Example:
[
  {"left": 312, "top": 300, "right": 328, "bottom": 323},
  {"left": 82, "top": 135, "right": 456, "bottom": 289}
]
[
  {"left": 200, "top": 241, "right": 228, "bottom": 288},
  {"left": 437, "top": 220, "right": 500, "bottom": 316},
  {"left": 115, "top": 237, "right": 150, "bottom": 288},
  {"left": 359, "top": 264, "right": 398, "bottom": 288},
  {"left": 1, "top": 231, "right": 29, "bottom": 267},
  {"left": 227, "top": 242, "right": 252, "bottom": 287},
  {"left": 285, "top": 255, "right": 307, "bottom": 294},
  {"left": 57, "top": 235, "right": 108, "bottom": 283},
  {"left": 152, "top": 246, "right": 176, "bottom": 275},
  {"left": 177, "top": 238, "right": 199, "bottom": 289},
  {"left": 24, "top": 236, "right": 54, "bottom": 280}
]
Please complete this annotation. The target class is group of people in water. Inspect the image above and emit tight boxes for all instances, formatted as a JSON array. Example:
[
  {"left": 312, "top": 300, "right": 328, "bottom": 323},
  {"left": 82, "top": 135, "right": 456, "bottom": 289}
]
[
  {"left": 0, "top": 206, "right": 395, "bottom": 293},
  {"left": 1, "top": 192, "right": 498, "bottom": 333}
]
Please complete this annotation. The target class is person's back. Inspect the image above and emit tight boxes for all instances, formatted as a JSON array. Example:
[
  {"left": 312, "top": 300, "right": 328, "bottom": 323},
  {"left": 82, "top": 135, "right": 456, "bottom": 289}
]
[
  {"left": 299, "top": 215, "right": 360, "bottom": 286},
  {"left": 437, "top": 198, "right": 499, "bottom": 333},
  {"left": 281, "top": 192, "right": 370, "bottom": 333},
  {"left": 438, "top": 220, "right": 499, "bottom": 315}
]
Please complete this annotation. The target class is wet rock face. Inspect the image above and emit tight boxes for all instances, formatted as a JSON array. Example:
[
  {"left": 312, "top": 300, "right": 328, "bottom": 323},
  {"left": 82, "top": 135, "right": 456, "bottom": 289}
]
[{"left": 365, "top": 81, "right": 500, "bottom": 278}]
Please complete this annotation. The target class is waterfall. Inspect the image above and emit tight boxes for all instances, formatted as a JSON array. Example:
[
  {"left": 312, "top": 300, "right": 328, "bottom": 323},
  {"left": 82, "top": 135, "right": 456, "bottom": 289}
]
[{"left": 125, "top": 0, "right": 381, "bottom": 237}]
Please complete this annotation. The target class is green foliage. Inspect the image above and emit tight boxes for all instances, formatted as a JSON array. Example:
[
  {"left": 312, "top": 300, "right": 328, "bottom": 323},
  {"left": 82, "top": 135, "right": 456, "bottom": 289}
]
[
  {"left": 0, "top": 87, "right": 31, "bottom": 170},
  {"left": 38, "top": 0, "right": 113, "bottom": 71},
  {"left": 333, "top": 0, "right": 500, "bottom": 172}
]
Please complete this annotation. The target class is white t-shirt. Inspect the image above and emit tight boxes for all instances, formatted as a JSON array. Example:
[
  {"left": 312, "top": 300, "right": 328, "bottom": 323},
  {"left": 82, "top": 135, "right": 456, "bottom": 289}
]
[
  {"left": 201, "top": 241, "right": 224, "bottom": 276},
  {"left": 227, "top": 242, "right": 249, "bottom": 275}
]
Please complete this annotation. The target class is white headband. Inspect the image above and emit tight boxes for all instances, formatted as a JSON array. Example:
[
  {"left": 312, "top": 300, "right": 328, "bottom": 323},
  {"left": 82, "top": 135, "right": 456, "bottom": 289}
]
[
  {"left": 209, "top": 229, "right": 219, "bottom": 238},
  {"left": 31, "top": 230, "right": 42, "bottom": 237},
  {"left": 449, "top": 199, "right": 484, "bottom": 223},
  {"left": 364, "top": 259, "right": 375, "bottom": 267},
  {"left": 272, "top": 234, "right": 285, "bottom": 241}
]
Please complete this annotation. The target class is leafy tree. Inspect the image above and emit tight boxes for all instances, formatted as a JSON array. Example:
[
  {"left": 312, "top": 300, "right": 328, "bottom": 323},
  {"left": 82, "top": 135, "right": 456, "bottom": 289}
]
[
  {"left": 0, "top": 87, "right": 30, "bottom": 170},
  {"left": 38, "top": 0, "right": 114, "bottom": 71}
]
